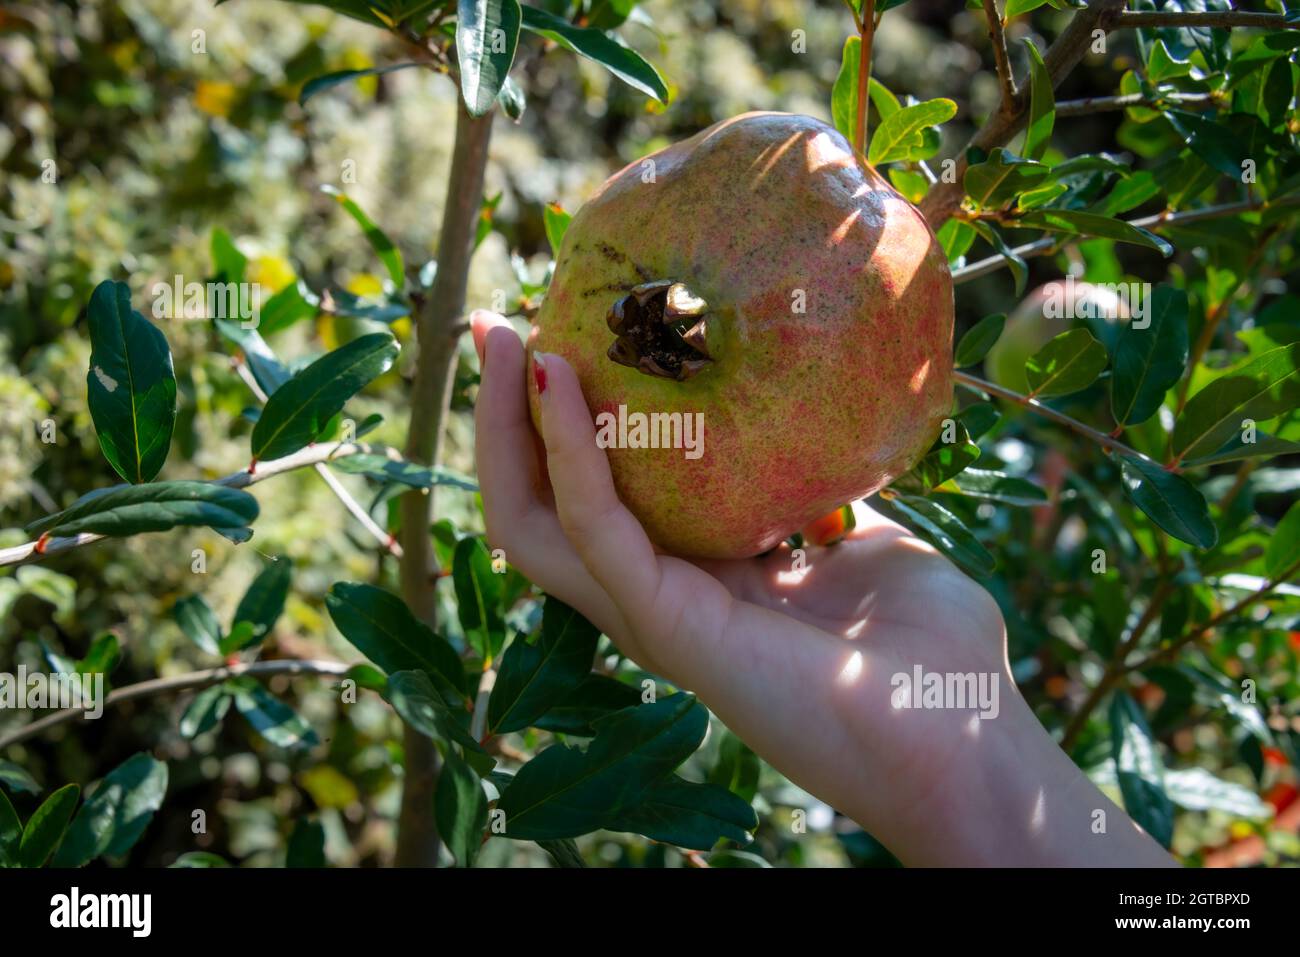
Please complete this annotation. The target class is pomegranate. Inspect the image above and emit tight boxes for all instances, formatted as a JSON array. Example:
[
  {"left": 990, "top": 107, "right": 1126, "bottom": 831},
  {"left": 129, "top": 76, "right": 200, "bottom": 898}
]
[{"left": 527, "top": 112, "right": 954, "bottom": 558}]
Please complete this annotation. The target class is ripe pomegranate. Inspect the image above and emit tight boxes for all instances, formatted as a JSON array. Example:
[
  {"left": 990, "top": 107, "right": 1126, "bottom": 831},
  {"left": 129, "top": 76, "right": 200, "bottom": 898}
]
[{"left": 527, "top": 112, "right": 954, "bottom": 558}]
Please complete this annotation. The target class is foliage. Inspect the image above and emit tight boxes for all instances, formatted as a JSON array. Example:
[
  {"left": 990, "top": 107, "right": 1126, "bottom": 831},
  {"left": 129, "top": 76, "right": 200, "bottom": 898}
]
[{"left": 1, "top": 0, "right": 1298, "bottom": 868}]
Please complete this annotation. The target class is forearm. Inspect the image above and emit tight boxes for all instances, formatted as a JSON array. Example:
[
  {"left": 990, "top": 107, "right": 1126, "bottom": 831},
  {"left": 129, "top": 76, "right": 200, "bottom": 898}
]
[{"left": 881, "top": 690, "right": 1179, "bottom": 867}]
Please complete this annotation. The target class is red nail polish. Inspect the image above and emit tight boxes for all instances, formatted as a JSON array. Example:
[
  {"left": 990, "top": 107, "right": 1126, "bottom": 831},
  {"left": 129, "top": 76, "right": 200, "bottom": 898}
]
[{"left": 533, "top": 355, "right": 548, "bottom": 395}]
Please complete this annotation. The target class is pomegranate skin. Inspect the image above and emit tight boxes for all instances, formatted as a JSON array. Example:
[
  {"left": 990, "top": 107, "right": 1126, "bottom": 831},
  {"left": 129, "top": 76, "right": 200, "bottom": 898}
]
[{"left": 528, "top": 112, "right": 954, "bottom": 559}]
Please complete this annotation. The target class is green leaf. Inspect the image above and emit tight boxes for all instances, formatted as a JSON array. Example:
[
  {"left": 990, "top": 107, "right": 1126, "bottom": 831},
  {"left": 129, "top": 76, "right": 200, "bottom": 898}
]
[
  {"left": 946, "top": 469, "right": 1048, "bottom": 506},
  {"left": 1171, "top": 344, "right": 1300, "bottom": 463},
  {"left": 868, "top": 98, "right": 957, "bottom": 165},
  {"left": 173, "top": 594, "right": 223, "bottom": 657},
  {"left": 385, "top": 670, "right": 493, "bottom": 771},
  {"left": 543, "top": 202, "right": 571, "bottom": 255},
  {"left": 26, "top": 481, "right": 259, "bottom": 540},
  {"left": 215, "top": 318, "right": 292, "bottom": 395},
  {"left": 211, "top": 227, "right": 246, "bottom": 282},
  {"left": 1006, "top": 0, "right": 1050, "bottom": 15},
  {"left": 707, "top": 730, "right": 760, "bottom": 804},
  {"left": 1110, "top": 285, "right": 1189, "bottom": 426},
  {"left": 169, "top": 851, "right": 230, "bottom": 867},
  {"left": 1020, "top": 38, "right": 1053, "bottom": 161},
  {"left": 85, "top": 280, "right": 177, "bottom": 484},
  {"left": 1025, "top": 328, "right": 1108, "bottom": 397},
  {"left": 286, "top": 818, "right": 326, "bottom": 867},
  {"left": 453, "top": 537, "right": 506, "bottom": 663},
  {"left": 457, "top": 0, "right": 522, "bottom": 116},
  {"left": 0, "top": 761, "right": 40, "bottom": 795},
  {"left": 251, "top": 332, "right": 399, "bottom": 462},
  {"left": 1161, "top": 768, "right": 1270, "bottom": 819},
  {"left": 969, "top": 221, "right": 1028, "bottom": 296},
  {"left": 331, "top": 453, "right": 479, "bottom": 491},
  {"left": 300, "top": 62, "right": 420, "bottom": 106},
  {"left": 1116, "top": 454, "right": 1218, "bottom": 549},
  {"left": 1164, "top": 109, "right": 1248, "bottom": 180},
  {"left": 232, "top": 682, "right": 319, "bottom": 750},
  {"left": 258, "top": 280, "right": 320, "bottom": 336},
  {"left": 489, "top": 598, "right": 601, "bottom": 734},
  {"left": 832, "top": 35, "right": 862, "bottom": 146},
  {"left": 320, "top": 186, "right": 404, "bottom": 288},
  {"left": 229, "top": 556, "right": 293, "bottom": 650},
  {"left": 1013, "top": 209, "right": 1173, "bottom": 255},
  {"left": 0, "top": 788, "right": 21, "bottom": 866},
  {"left": 179, "top": 685, "right": 232, "bottom": 739},
  {"left": 957, "top": 401, "right": 1000, "bottom": 440},
  {"left": 498, "top": 75, "right": 526, "bottom": 119},
  {"left": 881, "top": 495, "right": 996, "bottom": 577},
  {"left": 78, "top": 632, "right": 121, "bottom": 678},
  {"left": 51, "top": 754, "right": 167, "bottom": 867},
  {"left": 520, "top": 5, "right": 667, "bottom": 102},
  {"left": 1265, "top": 501, "right": 1300, "bottom": 579},
  {"left": 964, "top": 148, "right": 1051, "bottom": 209},
  {"left": 897, "top": 429, "right": 980, "bottom": 492},
  {"left": 937, "top": 218, "right": 977, "bottom": 264},
  {"left": 537, "top": 838, "right": 586, "bottom": 867},
  {"left": 497, "top": 693, "right": 707, "bottom": 840},
  {"left": 1110, "top": 692, "right": 1174, "bottom": 848},
  {"left": 533, "top": 674, "right": 645, "bottom": 736},
  {"left": 19, "top": 783, "right": 79, "bottom": 868},
  {"left": 325, "top": 583, "right": 466, "bottom": 705},
  {"left": 607, "top": 777, "right": 757, "bottom": 850},
  {"left": 434, "top": 750, "right": 490, "bottom": 866},
  {"left": 1182, "top": 430, "right": 1300, "bottom": 467},
  {"left": 955, "top": 313, "right": 1006, "bottom": 367}
]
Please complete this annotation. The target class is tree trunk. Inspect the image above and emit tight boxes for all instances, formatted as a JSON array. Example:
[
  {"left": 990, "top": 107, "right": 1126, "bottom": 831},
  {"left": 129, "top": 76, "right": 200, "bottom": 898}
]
[{"left": 394, "top": 102, "right": 494, "bottom": 867}]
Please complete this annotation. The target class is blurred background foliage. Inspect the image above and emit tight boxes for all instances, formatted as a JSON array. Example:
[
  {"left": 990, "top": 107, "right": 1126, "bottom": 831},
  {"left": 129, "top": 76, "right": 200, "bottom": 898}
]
[{"left": 0, "top": 0, "right": 1297, "bottom": 867}]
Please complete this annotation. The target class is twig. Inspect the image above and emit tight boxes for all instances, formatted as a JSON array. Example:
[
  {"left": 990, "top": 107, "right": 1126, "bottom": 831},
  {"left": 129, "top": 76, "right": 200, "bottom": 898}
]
[
  {"left": 952, "top": 198, "right": 1295, "bottom": 284},
  {"left": 854, "top": 0, "right": 878, "bottom": 156},
  {"left": 954, "top": 370, "right": 1153, "bottom": 464},
  {"left": 919, "top": 0, "right": 1127, "bottom": 228},
  {"left": 1122, "top": 557, "right": 1300, "bottom": 675},
  {"left": 232, "top": 358, "right": 400, "bottom": 556},
  {"left": 1055, "top": 91, "right": 1215, "bottom": 116},
  {"left": 471, "top": 666, "right": 496, "bottom": 743},
  {"left": 0, "top": 659, "right": 349, "bottom": 750},
  {"left": 1059, "top": 579, "right": 1174, "bottom": 750},
  {"left": 983, "top": 0, "right": 1018, "bottom": 113},
  {"left": 1115, "top": 10, "right": 1292, "bottom": 30},
  {"left": 0, "top": 441, "right": 386, "bottom": 568}
]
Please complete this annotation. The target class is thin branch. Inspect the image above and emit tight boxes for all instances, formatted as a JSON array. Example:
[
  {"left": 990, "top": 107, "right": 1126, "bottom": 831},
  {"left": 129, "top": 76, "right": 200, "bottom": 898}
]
[
  {"left": 1115, "top": 10, "right": 1292, "bottom": 30},
  {"left": 232, "top": 358, "right": 400, "bottom": 556},
  {"left": 952, "top": 197, "right": 1294, "bottom": 285},
  {"left": 0, "top": 659, "right": 349, "bottom": 751},
  {"left": 854, "top": 0, "right": 878, "bottom": 156},
  {"left": 1055, "top": 90, "right": 1215, "bottom": 116},
  {"left": 954, "top": 370, "right": 1153, "bottom": 464},
  {"left": 919, "top": 0, "right": 1127, "bottom": 228},
  {"left": 1122, "top": 557, "right": 1300, "bottom": 675},
  {"left": 0, "top": 441, "right": 386, "bottom": 567},
  {"left": 983, "top": 0, "right": 1018, "bottom": 113}
]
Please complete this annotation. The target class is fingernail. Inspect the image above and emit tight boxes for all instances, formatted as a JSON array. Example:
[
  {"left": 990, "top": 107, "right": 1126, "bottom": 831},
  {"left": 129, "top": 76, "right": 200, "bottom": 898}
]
[{"left": 533, "top": 352, "right": 549, "bottom": 396}]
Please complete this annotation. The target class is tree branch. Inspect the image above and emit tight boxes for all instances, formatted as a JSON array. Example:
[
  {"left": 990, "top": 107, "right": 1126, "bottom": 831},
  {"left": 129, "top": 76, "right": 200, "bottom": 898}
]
[
  {"left": 854, "top": 0, "right": 878, "bottom": 156},
  {"left": 920, "top": 0, "right": 1126, "bottom": 229},
  {"left": 1114, "top": 10, "right": 1292, "bottom": 30},
  {"left": 951, "top": 197, "right": 1295, "bottom": 285},
  {"left": 983, "top": 0, "right": 1018, "bottom": 113},
  {"left": 953, "top": 370, "right": 1154, "bottom": 464},
  {"left": 0, "top": 441, "right": 388, "bottom": 568},
  {"left": 1055, "top": 90, "right": 1215, "bottom": 116},
  {"left": 0, "top": 659, "right": 350, "bottom": 751},
  {"left": 232, "top": 357, "right": 400, "bottom": 557},
  {"left": 395, "top": 102, "right": 494, "bottom": 868}
]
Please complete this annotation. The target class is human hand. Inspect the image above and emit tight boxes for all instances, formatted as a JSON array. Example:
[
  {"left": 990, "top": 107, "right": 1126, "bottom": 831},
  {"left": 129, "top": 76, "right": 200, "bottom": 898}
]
[{"left": 471, "top": 309, "right": 1174, "bottom": 867}]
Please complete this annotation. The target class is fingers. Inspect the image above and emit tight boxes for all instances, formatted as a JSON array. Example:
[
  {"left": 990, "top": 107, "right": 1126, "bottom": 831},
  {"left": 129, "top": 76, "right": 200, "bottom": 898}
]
[
  {"left": 532, "top": 351, "right": 666, "bottom": 623},
  {"left": 470, "top": 312, "right": 627, "bottom": 637}
]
